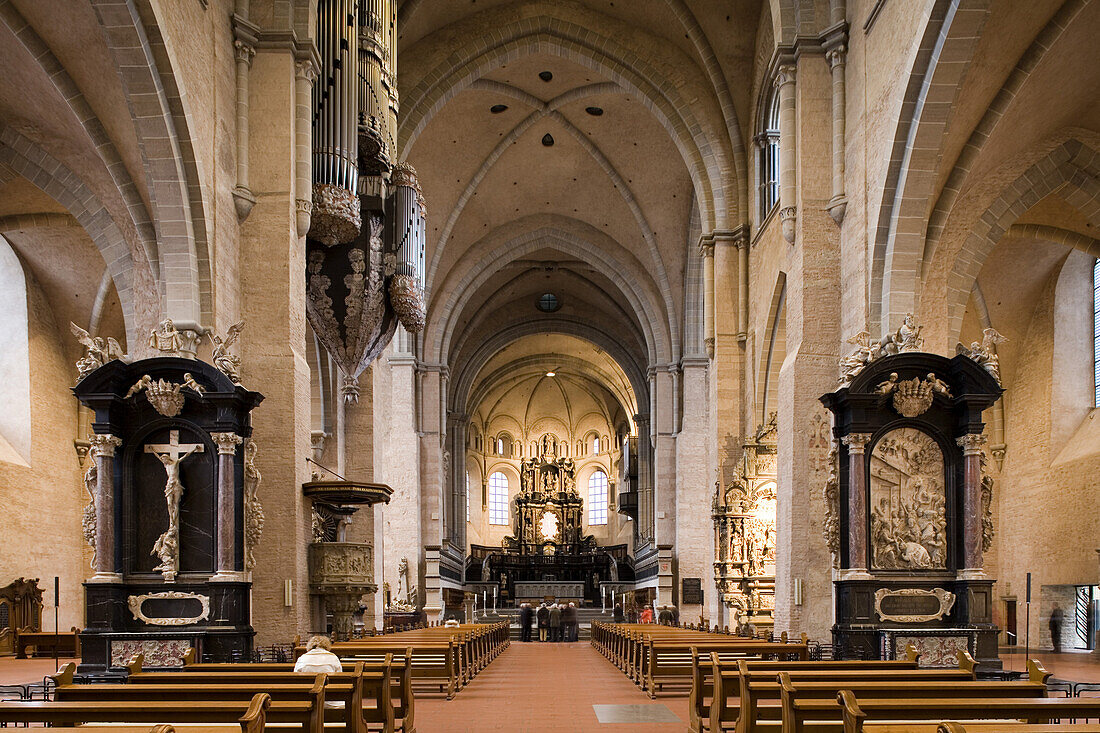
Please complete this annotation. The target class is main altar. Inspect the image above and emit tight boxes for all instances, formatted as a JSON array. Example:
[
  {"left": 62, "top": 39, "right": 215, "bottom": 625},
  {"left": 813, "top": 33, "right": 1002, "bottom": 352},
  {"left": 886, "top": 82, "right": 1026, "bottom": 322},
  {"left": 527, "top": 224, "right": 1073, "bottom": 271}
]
[{"left": 467, "top": 435, "right": 628, "bottom": 606}]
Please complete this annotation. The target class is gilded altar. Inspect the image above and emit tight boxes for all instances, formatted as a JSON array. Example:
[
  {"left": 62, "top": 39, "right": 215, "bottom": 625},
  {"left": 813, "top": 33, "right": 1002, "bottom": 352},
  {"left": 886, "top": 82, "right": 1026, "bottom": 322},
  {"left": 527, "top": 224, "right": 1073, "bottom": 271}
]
[
  {"left": 713, "top": 417, "right": 777, "bottom": 630},
  {"left": 502, "top": 434, "right": 596, "bottom": 555}
]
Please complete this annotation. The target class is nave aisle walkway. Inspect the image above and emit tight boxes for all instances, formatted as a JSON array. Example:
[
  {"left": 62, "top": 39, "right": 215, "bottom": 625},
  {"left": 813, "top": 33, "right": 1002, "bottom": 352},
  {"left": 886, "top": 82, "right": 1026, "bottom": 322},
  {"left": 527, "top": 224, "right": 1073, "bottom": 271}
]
[{"left": 415, "top": 641, "right": 690, "bottom": 732}]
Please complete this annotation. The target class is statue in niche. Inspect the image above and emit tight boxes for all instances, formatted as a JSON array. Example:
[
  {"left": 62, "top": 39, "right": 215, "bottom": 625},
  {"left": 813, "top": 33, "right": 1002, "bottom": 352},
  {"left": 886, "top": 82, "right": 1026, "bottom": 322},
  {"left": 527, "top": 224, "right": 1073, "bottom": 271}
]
[
  {"left": 541, "top": 434, "right": 556, "bottom": 460},
  {"left": 145, "top": 430, "right": 205, "bottom": 582},
  {"left": 868, "top": 428, "right": 946, "bottom": 570},
  {"left": 541, "top": 469, "right": 556, "bottom": 494}
]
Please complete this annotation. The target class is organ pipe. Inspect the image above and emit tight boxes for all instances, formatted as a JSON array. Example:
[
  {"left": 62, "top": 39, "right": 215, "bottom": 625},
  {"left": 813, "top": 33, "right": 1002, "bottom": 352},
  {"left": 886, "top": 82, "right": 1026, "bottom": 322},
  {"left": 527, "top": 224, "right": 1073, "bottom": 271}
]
[
  {"left": 309, "top": 0, "right": 361, "bottom": 246},
  {"left": 388, "top": 163, "right": 427, "bottom": 332}
]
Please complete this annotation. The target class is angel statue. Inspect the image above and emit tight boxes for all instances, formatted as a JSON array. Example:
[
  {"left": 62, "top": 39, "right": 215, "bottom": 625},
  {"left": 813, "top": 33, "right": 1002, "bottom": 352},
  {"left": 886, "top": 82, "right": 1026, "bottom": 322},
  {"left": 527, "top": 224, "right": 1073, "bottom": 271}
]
[
  {"left": 838, "top": 331, "right": 878, "bottom": 386},
  {"left": 208, "top": 321, "right": 244, "bottom": 384},
  {"left": 957, "top": 328, "right": 1007, "bottom": 385},
  {"left": 70, "top": 322, "right": 126, "bottom": 381}
]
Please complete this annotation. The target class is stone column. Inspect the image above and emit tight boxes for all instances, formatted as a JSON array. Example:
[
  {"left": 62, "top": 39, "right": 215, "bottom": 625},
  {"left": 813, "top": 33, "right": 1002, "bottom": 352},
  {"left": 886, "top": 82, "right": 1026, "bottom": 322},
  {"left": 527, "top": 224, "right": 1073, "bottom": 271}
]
[
  {"left": 211, "top": 432, "right": 244, "bottom": 580},
  {"left": 775, "top": 65, "right": 798, "bottom": 243},
  {"left": 957, "top": 434, "right": 987, "bottom": 578},
  {"left": 635, "top": 413, "right": 652, "bottom": 543},
  {"left": 826, "top": 45, "right": 847, "bottom": 224},
  {"left": 232, "top": 38, "right": 257, "bottom": 219},
  {"left": 841, "top": 433, "right": 872, "bottom": 576},
  {"left": 699, "top": 236, "right": 715, "bottom": 358},
  {"left": 293, "top": 59, "right": 317, "bottom": 237},
  {"left": 89, "top": 434, "right": 123, "bottom": 582}
]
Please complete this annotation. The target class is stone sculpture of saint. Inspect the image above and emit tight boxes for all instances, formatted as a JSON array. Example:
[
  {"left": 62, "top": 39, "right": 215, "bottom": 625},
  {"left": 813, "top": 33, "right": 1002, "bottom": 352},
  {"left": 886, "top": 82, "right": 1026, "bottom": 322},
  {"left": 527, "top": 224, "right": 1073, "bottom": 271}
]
[{"left": 148, "top": 318, "right": 184, "bottom": 354}]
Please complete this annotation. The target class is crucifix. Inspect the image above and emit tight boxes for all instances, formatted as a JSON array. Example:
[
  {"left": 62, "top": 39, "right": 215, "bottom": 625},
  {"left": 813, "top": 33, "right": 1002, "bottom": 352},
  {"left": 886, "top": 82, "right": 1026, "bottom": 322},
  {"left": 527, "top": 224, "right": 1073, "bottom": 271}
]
[{"left": 145, "top": 430, "right": 204, "bottom": 582}]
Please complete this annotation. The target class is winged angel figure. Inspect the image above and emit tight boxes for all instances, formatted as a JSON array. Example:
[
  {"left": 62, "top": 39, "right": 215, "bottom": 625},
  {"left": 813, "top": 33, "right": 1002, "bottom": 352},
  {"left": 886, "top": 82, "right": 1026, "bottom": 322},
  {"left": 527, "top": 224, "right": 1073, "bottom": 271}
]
[
  {"left": 956, "top": 328, "right": 1007, "bottom": 384},
  {"left": 70, "top": 322, "right": 126, "bottom": 381},
  {"left": 208, "top": 321, "right": 244, "bottom": 384}
]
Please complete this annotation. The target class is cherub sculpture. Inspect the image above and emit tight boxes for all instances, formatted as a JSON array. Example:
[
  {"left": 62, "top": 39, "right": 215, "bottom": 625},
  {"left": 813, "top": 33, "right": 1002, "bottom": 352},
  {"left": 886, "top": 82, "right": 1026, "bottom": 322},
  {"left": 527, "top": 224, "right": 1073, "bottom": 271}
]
[
  {"left": 208, "top": 321, "right": 244, "bottom": 384},
  {"left": 838, "top": 331, "right": 878, "bottom": 386},
  {"left": 957, "top": 328, "right": 1007, "bottom": 384},
  {"left": 70, "top": 322, "right": 126, "bottom": 381}
]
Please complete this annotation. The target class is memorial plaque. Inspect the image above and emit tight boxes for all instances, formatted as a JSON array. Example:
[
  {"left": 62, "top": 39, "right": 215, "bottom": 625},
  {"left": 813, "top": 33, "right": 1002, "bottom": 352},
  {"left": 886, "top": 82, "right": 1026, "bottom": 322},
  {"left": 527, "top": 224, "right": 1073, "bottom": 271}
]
[{"left": 682, "top": 577, "right": 703, "bottom": 605}]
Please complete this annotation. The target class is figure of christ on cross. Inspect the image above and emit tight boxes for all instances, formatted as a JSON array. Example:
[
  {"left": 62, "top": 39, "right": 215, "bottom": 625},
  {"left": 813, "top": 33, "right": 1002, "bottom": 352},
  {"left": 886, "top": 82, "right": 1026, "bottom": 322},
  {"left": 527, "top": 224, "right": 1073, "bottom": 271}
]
[{"left": 145, "top": 430, "right": 204, "bottom": 582}]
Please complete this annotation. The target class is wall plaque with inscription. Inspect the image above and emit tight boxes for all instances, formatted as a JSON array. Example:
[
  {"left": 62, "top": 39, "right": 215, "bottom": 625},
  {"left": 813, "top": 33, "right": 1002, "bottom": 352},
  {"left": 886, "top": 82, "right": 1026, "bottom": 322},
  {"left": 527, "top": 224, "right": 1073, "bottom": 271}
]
[{"left": 682, "top": 577, "right": 703, "bottom": 605}]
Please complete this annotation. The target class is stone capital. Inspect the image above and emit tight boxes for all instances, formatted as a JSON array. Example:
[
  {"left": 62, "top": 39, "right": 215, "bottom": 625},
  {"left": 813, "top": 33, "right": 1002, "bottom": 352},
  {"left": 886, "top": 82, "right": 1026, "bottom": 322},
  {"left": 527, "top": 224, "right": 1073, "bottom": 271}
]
[
  {"left": 295, "top": 59, "right": 319, "bottom": 82},
  {"left": 774, "top": 64, "right": 797, "bottom": 90},
  {"left": 826, "top": 46, "right": 847, "bottom": 70},
  {"left": 956, "top": 433, "right": 987, "bottom": 456},
  {"left": 89, "top": 434, "right": 123, "bottom": 458},
  {"left": 698, "top": 237, "right": 715, "bottom": 258},
  {"left": 233, "top": 40, "right": 256, "bottom": 66},
  {"left": 841, "top": 433, "right": 872, "bottom": 453},
  {"left": 211, "top": 432, "right": 244, "bottom": 455}
]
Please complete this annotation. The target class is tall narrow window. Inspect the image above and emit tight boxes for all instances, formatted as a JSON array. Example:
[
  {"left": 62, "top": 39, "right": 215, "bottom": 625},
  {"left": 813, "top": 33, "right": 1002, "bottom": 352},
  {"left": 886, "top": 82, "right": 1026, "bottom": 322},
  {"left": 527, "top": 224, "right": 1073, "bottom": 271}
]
[
  {"left": 588, "top": 470, "right": 608, "bottom": 525},
  {"left": 1094, "top": 258, "right": 1099, "bottom": 406},
  {"left": 488, "top": 472, "right": 509, "bottom": 525},
  {"left": 757, "top": 91, "right": 781, "bottom": 222},
  {"left": 466, "top": 472, "right": 470, "bottom": 523},
  {"left": 592, "top": 435, "right": 600, "bottom": 455}
]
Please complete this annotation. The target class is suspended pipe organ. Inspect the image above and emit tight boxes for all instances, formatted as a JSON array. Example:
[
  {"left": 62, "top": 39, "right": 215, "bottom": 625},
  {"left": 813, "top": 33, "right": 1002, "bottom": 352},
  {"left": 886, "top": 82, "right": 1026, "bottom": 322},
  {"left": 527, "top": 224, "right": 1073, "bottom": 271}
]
[{"left": 305, "top": 0, "right": 427, "bottom": 392}]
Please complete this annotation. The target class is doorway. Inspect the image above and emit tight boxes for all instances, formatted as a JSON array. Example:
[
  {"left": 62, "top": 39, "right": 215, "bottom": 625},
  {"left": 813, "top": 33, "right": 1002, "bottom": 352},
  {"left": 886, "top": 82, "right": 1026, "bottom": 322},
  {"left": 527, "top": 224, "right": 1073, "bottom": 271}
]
[{"left": 1074, "top": 585, "right": 1097, "bottom": 650}]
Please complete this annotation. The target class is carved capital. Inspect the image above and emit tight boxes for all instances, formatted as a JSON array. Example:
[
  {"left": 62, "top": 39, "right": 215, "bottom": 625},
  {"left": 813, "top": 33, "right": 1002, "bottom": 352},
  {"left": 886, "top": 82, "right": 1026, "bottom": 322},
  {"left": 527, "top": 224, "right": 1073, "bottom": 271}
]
[
  {"left": 698, "top": 240, "right": 715, "bottom": 258},
  {"left": 233, "top": 40, "right": 255, "bottom": 66},
  {"left": 956, "top": 433, "right": 987, "bottom": 456},
  {"left": 841, "top": 433, "right": 872, "bottom": 454},
  {"left": 774, "top": 64, "right": 797, "bottom": 90},
  {"left": 89, "top": 434, "right": 123, "bottom": 458},
  {"left": 295, "top": 59, "right": 318, "bottom": 82},
  {"left": 826, "top": 46, "right": 847, "bottom": 70},
  {"left": 211, "top": 432, "right": 244, "bottom": 455}
]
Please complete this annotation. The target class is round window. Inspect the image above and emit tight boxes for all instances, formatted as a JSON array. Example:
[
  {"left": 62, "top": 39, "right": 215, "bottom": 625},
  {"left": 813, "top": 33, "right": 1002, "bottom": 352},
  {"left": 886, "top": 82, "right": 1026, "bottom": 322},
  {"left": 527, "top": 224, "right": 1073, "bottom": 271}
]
[{"left": 537, "top": 293, "right": 560, "bottom": 312}]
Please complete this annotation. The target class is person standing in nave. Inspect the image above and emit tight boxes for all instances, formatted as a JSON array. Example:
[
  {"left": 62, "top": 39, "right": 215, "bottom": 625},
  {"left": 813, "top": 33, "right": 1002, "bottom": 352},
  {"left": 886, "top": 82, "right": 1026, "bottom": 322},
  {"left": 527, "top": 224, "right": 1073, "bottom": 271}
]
[
  {"left": 640, "top": 605, "right": 653, "bottom": 624},
  {"left": 613, "top": 603, "right": 624, "bottom": 623},
  {"left": 519, "top": 603, "right": 533, "bottom": 642},
  {"left": 549, "top": 602, "right": 562, "bottom": 642},
  {"left": 564, "top": 602, "right": 578, "bottom": 641},
  {"left": 1050, "top": 604, "right": 1065, "bottom": 653},
  {"left": 536, "top": 602, "right": 549, "bottom": 642}
]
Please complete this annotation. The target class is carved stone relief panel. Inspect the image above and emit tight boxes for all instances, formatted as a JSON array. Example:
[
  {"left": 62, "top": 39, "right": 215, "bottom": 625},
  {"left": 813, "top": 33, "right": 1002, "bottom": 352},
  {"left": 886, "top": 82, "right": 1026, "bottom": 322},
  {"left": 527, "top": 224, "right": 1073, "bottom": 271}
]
[{"left": 868, "top": 428, "right": 947, "bottom": 570}]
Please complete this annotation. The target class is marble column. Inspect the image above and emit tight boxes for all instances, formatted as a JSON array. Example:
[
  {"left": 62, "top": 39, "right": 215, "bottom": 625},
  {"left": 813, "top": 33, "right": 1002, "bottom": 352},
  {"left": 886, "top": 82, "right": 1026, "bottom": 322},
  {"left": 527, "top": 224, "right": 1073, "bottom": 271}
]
[
  {"left": 211, "top": 432, "right": 244, "bottom": 580},
  {"left": 775, "top": 64, "right": 798, "bottom": 243},
  {"left": 841, "top": 433, "right": 872, "bottom": 577},
  {"left": 957, "top": 434, "right": 987, "bottom": 578},
  {"left": 89, "top": 434, "right": 123, "bottom": 582}
]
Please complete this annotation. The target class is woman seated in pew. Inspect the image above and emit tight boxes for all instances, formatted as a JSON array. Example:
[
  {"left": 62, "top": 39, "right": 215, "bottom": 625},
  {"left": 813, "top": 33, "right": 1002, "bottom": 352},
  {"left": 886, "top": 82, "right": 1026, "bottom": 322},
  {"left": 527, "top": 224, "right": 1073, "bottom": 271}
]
[{"left": 293, "top": 635, "right": 342, "bottom": 674}]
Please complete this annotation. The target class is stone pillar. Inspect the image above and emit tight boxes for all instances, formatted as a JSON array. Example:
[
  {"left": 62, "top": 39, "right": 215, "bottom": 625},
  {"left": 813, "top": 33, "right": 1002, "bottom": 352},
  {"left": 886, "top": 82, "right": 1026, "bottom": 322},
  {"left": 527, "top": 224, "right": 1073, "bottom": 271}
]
[
  {"left": 957, "top": 434, "right": 987, "bottom": 578},
  {"left": 635, "top": 413, "right": 652, "bottom": 543},
  {"left": 841, "top": 433, "right": 872, "bottom": 576},
  {"left": 653, "top": 367, "right": 677, "bottom": 546},
  {"left": 826, "top": 45, "right": 847, "bottom": 224},
  {"left": 211, "top": 432, "right": 244, "bottom": 580},
  {"left": 89, "top": 434, "right": 122, "bottom": 582},
  {"left": 775, "top": 65, "right": 798, "bottom": 243},
  {"left": 447, "top": 413, "right": 468, "bottom": 551},
  {"left": 232, "top": 38, "right": 257, "bottom": 220},
  {"left": 700, "top": 236, "right": 715, "bottom": 358},
  {"left": 293, "top": 60, "right": 317, "bottom": 237},
  {"left": 677, "top": 358, "right": 712, "bottom": 622}
]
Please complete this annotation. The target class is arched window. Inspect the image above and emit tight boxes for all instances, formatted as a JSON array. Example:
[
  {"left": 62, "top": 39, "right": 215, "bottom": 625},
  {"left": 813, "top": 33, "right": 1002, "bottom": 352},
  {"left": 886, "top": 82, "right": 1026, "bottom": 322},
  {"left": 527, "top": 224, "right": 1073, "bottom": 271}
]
[
  {"left": 757, "top": 90, "right": 781, "bottom": 222},
  {"left": 592, "top": 435, "right": 601, "bottom": 455},
  {"left": 1094, "top": 258, "right": 1099, "bottom": 406},
  {"left": 588, "top": 470, "right": 608, "bottom": 525},
  {"left": 0, "top": 236, "right": 30, "bottom": 464},
  {"left": 488, "top": 472, "right": 509, "bottom": 525}
]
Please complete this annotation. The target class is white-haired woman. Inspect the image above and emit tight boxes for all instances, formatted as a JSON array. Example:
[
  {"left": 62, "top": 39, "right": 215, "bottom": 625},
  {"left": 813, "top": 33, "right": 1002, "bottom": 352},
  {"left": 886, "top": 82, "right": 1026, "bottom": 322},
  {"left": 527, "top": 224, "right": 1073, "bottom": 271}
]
[{"left": 294, "top": 635, "right": 342, "bottom": 674}]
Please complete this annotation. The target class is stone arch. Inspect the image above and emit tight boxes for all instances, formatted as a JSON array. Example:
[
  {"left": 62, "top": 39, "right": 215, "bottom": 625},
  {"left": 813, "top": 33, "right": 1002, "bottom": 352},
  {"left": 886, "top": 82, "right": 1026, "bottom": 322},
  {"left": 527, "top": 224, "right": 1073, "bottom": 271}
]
[
  {"left": 428, "top": 224, "right": 672, "bottom": 366},
  {"left": 939, "top": 139, "right": 1100, "bottom": 342},
  {"left": 871, "top": 0, "right": 990, "bottom": 335},
  {"left": 0, "top": 127, "right": 140, "bottom": 344},
  {"left": 89, "top": 0, "right": 211, "bottom": 328},
  {"left": 755, "top": 273, "right": 787, "bottom": 429},
  {"left": 398, "top": 17, "right": 732, "bottom": 230}
]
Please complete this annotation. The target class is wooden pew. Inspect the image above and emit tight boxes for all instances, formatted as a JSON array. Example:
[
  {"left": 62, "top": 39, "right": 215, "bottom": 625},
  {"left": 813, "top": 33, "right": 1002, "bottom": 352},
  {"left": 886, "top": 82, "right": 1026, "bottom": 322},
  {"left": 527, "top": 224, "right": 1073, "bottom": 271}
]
[
  {"left": 936, "top": 724, "right": 1100, "bottom": 733},
  {"left": 707, "top": 653, "right": 981, "bottom": 733},
  {"left": 14, "top": 626, "right": 80, "bottom": 658},
  {"left": 0, "top": 692, "right": 290, "bottom": 733},
  {"left": 840, "top": 688, "right": 1100, "bottom": 733},
  {"left": 781, "top": 673, "right": 1049, "bottom": 733},
  {"left": 644, "top": 639, "right": 806, "bottom": 697},
  {"left": 687, "top": 649, "right": 923, "bottom": 733},
  {"left": 126, "top": 656, "right": 411, "bottom": 733}
]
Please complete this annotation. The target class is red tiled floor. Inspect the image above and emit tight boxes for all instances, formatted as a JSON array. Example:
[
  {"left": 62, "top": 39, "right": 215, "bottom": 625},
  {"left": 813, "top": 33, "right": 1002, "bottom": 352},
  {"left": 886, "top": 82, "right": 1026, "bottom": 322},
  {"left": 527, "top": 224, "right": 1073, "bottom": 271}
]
[
  {"left": 414, "top": 641, "right": 691, "bottom": 732},
  {"left": 0, "top": 657, "right": 76, "bottom": 686}
]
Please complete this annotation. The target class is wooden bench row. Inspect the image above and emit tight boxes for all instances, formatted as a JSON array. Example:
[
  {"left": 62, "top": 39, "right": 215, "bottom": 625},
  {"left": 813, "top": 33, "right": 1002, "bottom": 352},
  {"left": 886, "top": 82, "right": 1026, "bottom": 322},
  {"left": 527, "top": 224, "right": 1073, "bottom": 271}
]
[{"left": 591, "top": 621, "right": 810, "bottom": 697}]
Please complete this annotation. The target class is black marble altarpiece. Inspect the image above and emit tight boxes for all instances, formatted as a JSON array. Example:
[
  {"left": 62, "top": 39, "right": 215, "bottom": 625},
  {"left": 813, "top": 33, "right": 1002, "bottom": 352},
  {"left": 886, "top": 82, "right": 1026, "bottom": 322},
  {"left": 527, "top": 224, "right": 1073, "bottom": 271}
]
[{"left": 74, "top": 352, "right": 263, "bottom": 670}]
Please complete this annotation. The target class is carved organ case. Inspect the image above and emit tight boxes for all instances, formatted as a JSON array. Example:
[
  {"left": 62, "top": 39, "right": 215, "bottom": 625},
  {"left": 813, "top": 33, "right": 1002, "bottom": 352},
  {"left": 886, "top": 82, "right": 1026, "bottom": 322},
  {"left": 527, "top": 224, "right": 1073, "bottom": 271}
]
[
  {"left": 504, "top": 435, "right": 595, "bottom": 555},
  {"left": 74, "top": 355, "right": 263, "bottom": 670},
  {"left": 713, "top": 419, "right": 778, "bottom": 631},
  {"left": 821, "top": 351, "right": 1002, "bottom": 662}
]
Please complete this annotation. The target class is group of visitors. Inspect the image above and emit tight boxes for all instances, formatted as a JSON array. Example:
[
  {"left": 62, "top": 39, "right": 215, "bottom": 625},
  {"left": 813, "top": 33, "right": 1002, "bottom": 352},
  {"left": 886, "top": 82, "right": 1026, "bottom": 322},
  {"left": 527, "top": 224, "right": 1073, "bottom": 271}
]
[{"left": 518, "top": 601, "right": 579, "bottom": 642}]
